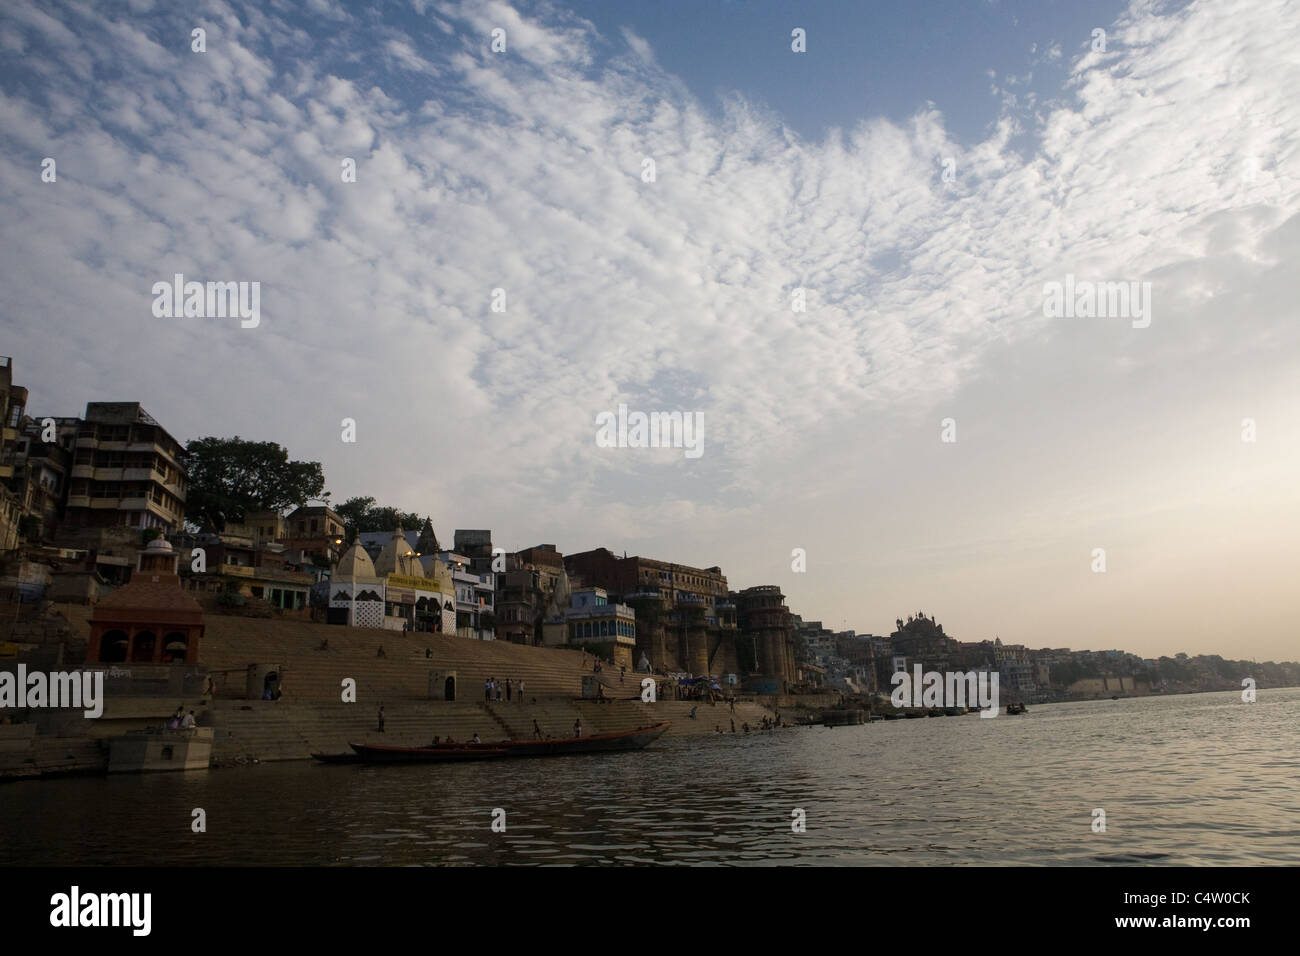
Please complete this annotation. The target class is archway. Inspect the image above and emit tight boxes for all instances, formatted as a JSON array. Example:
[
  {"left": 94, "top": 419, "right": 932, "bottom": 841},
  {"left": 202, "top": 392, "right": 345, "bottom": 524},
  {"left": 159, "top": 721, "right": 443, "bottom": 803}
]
[
  {"left": 130, "top": 631, "right": 156, "bottom": 663},
  {"left": 100, "top": 629, "right": 129, "bottom": 663},
  {"left": 163, "top": 632, "right": 188, "bottom": 663},
  {"left": 444, "top": 675, "right": 456, "bottom": 701}
]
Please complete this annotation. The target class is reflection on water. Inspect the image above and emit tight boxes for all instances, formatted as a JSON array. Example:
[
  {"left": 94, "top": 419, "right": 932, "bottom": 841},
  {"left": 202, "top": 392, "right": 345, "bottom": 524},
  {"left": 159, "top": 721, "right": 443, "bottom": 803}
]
[{"left": 3, "top": 689, "right": 1298, "bottom": 865}]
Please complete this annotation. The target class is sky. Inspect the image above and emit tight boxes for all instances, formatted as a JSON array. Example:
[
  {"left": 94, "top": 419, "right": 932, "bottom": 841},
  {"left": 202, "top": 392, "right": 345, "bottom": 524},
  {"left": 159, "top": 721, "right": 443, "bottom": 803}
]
[{"left": 1, "top": 0, "right": 1297, "bottom": 661}]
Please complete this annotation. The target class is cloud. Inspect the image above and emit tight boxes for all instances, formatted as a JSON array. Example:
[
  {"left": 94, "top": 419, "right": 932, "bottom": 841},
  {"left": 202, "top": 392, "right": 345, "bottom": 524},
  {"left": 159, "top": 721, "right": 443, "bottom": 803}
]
[{"left": 0, "top": 0, "right": 1296, "bottom": 655}]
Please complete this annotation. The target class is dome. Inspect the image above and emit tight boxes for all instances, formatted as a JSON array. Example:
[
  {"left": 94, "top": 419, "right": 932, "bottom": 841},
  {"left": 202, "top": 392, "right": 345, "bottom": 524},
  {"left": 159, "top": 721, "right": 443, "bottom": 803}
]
[
  {"left": 374, "top": 526, "right": 424, "bottom": 578},
  {"left": 337, "top": 540, "right": 378, "bottom": 579},
  {"left": 145, "top": 536, "right": 174, "bottom": 553}
]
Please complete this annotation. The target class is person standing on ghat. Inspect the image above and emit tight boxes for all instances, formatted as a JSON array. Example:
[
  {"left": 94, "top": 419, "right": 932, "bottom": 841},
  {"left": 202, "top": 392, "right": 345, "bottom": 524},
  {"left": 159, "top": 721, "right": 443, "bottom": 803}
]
[
  {"left": 377, "top": 704, "right": 385, "bottom": 733},
  {"left": 506, "top": 678, "right": 512, "bottom": 702},
  {"left": 517, "top": 679, "right": 524, "bottom": 702},
  {"left": 484, "top": 677, "right": 492, "bottom": 703}
]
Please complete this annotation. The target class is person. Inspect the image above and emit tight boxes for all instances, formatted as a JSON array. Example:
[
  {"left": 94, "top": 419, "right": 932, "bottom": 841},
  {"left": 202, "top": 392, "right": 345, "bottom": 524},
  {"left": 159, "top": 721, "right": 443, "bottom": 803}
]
[
  {"left": 204, "top": 675, "right": 216, "bottom": 697},
  {"left": 170, "top": 706, "right": 184, "bottom": 728},
  {"left": 181, "top": 710, "right": 196, "bottom": 730},
  {"left": 377, "top": 645, "right": 386, "bottom": 658},
  {"left": 471, "top": 733, "right": 481, "bottom": 744},
  {"left": 620, "top": 665, "right": 625, "bottom": 685},
  {"left": 485, "top": 678, "right": 492, "bottom": 703},
  {"left": 730, "top": 718, "right": 736, "bottom": 733},
  {"left": 432, "top": 736, "right": 441, "bottom": 746},
  {"left": 495, "top": 681, "right": 503, "bottom": 703},
  {"left": 506, "top": 678, "right": 513, "bottom": 703},
  {"left": 688, "top": 705, "right": 697, "bottom": 719},
  {"left": 533, "top": 719, "right": 543, "bottom": 740},
  {"left": 445, "top": 735, "right": 455, "bottom": 744},
  {"left": 517, "top": 679, "right": 525, "bottom": 703},
  {"left": 377, "top": 704, "right": 385, "bottom": 733},
  {"left": 742, "top": 722, "right": 750, "bottom": 734},
  {"left": 425, "top": 647, "right": 432, "bottom": 659},
  {"left": 573, "top": 718, "right": 582, "bottom": 738}
]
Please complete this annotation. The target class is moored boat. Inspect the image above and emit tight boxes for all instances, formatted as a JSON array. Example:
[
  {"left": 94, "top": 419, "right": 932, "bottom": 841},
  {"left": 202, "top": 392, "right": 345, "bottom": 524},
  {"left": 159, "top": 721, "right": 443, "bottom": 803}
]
[{"left": 344, "top": 721, "right": 671, "bottom": 764}]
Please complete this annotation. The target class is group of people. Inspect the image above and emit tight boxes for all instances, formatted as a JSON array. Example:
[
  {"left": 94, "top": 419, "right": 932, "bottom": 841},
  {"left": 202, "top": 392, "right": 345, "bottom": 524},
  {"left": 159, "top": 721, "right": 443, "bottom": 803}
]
[
  {"left": 168, "top": 706, "right": 197, "bottom": 730},
  {"left": 484, "top": 676, "right": 525, "bottom": 703}
]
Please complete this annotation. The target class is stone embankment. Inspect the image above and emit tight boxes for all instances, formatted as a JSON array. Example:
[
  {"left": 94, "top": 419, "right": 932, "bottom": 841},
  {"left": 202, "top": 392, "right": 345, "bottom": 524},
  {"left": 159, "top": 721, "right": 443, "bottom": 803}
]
[{"left": 4, "top": 605, "right": 781, "bottom": 775}]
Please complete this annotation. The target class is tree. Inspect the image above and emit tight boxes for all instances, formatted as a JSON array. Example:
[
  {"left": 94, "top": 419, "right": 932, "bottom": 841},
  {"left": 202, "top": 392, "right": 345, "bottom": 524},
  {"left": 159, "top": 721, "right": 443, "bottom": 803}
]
[
  {"left": 333, "top": 496, "right": 426, "bottom": 544},
  {"left": 184, "top": 437, "right": 326, "bottom": 532}
]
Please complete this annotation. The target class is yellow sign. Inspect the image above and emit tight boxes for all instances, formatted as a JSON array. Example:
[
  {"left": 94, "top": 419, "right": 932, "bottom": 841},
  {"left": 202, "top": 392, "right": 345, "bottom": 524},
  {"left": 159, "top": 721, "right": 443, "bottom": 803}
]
[{"left": 387, "top": 574, "right": 452, "bottom": 597}]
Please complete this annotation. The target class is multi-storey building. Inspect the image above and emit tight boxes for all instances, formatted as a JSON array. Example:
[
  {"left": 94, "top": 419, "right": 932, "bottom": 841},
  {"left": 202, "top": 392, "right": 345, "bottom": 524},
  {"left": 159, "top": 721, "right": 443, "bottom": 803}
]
[
  {"left": 559, "top": 586, "right": 637, "bottom": 669},
  {"left": 0, "top": 357, "right": 30, "bottom": 552},
  {"left": 734, "top": 585, "right": 796, "bottom": 693},
  {"left": 565, "top": 547, "right": 734, "bottom": 674},
  {"left": 64, "top": 402, "right": 187, "bottom": 532}
]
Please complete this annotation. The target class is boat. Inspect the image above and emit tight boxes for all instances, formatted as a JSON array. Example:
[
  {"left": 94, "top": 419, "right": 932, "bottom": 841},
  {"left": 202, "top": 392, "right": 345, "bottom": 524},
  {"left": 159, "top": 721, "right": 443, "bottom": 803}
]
[
  {"left": 311, "top": 751, "right": 363, "bottom": 764},
  {"left": 821, "top": 709, "right": 866, "bottom": 727},
  {"left": 1005, "top": 702, "right": 1028, "bottom": 715},
  {"left": 342, "top": 722, "right": 671, "bottom": 764}
]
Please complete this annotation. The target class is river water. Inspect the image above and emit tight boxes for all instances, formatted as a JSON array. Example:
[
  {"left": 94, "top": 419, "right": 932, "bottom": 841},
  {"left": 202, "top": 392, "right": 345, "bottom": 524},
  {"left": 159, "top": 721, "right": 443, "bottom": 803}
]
[{"left": 2, "top": 688, "right": 1296, "bottom": 865}]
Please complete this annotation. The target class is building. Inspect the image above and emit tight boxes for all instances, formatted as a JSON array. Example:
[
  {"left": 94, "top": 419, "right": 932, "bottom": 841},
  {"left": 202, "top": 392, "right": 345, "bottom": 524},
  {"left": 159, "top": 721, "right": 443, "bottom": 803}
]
[
  {"left": 564, "top": 547, "right": 733, "bottom": 674},
  {"left": 176, "top": 526, "right": 315, "bottom": 613},
  {"left": 86, "top": 536, "right": 203, "bottom": 665},
  {"left": 373, "top": 526, "right": 454, "bottom": 633},
  {"left": 328, "top": 539, "right": 386, "bottom": 629},
  {"left": 9, "top": 417, "right": 77, "bottom": 541},
  {"left": 280, "top": 505, "right": 346, "bottom": 564},
  {"left": 452, "top": 529, "right": 495, "bottom": 574},
  {"left": 556, "top": 586, "right": 636, "bottom": 669},
  {"left": 0, "top": 357, "right": 30, "bottom": 552},
  {"left": 64, "top": 402, "right": 187, "bottom": 533},
  {"left": 734, "top": 585, "right": 795, "bottom": 693},
  {"left": 439, "top": 550, "right": 496, "bottom": 640}
]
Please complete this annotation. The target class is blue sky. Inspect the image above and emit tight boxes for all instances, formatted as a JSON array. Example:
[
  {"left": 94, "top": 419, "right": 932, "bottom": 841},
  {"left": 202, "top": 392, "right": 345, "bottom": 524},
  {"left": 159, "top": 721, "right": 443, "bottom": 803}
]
[
  {"left": 1, "top": 0, "right": 1297, "bottom": 659},
  {"left": 563, "top": 0, "right": 1129, "bottom": 144}
]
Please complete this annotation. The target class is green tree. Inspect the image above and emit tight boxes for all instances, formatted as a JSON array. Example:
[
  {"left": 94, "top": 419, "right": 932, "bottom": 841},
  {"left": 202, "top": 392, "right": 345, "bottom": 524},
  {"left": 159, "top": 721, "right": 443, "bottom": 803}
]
[
  {"left": 185, "top": 437, "right": 326, "bottom": 532},
  {"left": 333, "top": 496, "right": 425, "bottom": 543}
]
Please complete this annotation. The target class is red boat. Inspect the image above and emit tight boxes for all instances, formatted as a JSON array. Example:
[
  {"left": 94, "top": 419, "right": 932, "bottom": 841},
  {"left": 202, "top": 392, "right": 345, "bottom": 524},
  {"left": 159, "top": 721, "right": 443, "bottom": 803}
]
[{"left": 330, "top": 722, "right": 671, "bottom": 764}]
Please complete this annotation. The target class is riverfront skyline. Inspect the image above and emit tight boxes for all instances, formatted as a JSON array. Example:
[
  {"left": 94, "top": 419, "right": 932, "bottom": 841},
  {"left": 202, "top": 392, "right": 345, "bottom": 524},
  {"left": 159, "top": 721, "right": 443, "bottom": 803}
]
[{"left": 2, "top": 0, "right": 1297, "bottom": 660}]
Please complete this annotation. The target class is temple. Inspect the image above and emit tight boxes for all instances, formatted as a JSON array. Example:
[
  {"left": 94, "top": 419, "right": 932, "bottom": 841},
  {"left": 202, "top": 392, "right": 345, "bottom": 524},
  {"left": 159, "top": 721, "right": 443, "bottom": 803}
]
[{"left": 87, "top": 536, "right": 203, "bottom": 665}]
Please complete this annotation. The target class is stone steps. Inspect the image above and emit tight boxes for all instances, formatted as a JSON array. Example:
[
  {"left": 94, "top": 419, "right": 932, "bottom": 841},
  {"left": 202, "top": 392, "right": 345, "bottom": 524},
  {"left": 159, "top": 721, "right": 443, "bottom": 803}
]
[{"left": 205, "top": 696, "right": 783, "bottom": 763}]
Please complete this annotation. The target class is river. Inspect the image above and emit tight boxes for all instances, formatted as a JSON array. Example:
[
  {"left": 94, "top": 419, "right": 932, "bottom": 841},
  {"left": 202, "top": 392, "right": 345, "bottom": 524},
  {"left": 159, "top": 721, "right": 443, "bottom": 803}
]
[{"left": 2, "top": 688, "right": 1296, "bottom": 865}]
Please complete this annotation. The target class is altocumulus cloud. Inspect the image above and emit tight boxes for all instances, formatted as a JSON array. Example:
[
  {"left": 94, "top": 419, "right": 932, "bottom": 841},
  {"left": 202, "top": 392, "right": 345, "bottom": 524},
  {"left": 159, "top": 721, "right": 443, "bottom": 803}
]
[{"left": 0, "top": 0, "right": 1297, "bottom": 651}]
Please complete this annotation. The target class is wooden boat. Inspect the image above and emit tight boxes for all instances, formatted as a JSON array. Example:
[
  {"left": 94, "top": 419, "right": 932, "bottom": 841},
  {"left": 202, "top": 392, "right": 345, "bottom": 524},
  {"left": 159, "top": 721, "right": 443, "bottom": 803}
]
[
  {"left": 1005, "top": 702, "right": 1028, "bottom": 715},
  {"left": 311, "top": 751, "right": 362, "bottom": 764},
  {"left": 344, "top": 722, "right": 671, "bottom": 764}
]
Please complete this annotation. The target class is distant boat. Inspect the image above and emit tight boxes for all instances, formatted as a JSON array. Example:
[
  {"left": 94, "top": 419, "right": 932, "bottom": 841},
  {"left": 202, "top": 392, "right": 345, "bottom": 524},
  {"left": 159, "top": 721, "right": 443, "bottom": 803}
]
[
  {"left": 1005, "top": 702, "right": 1028, "bottom": 715},
  {"left": 324, "top": 722, "right": 672, "bottom": 764}
]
